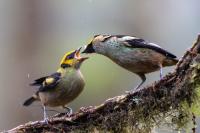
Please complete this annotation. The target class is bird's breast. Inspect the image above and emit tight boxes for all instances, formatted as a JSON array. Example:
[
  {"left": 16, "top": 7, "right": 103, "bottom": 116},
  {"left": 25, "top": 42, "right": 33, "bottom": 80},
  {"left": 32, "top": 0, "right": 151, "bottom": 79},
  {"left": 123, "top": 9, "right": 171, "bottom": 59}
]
[
  {"left": 39, "top": 70, "right": 85, "bottom": 107},
  {"left": 105, "top": 47, "right": 166, "bottom": 73}
]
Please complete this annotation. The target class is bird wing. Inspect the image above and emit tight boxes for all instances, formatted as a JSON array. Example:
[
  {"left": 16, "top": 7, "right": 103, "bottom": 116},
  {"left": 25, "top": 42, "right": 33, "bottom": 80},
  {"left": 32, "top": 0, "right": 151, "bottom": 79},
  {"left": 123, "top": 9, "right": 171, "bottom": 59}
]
[
  {"left": 30, "top": 72, "right": 62, "bottom": 92},
  {"left": 117, "top": 35, "right": 177, "bottom": 59},
  {"left": 39, "top": 72, "right": 62, "bottom": 92},
  {"left": 30, "top": 76, "right": 47, "bottom": 86}
]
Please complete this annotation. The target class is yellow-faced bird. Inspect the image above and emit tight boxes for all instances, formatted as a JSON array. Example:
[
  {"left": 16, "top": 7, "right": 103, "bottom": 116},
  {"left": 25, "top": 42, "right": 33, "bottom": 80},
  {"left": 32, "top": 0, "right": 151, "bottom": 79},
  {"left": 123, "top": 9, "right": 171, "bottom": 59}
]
[
  {"left": 23, "top": 48, "right": 88, "bottom": 123},
  {"left": 82, "top": 35, "right": 178, "bottom": 90}
]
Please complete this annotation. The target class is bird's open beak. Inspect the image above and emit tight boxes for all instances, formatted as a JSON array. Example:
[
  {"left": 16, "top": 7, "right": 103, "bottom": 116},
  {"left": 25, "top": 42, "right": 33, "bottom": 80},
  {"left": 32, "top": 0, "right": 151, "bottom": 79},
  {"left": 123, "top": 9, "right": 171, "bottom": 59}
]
[
  {"left": 79, "top": 57, "right": 89, "bottom": 62},
  {"left": 82, "top": 43, "right": 95, "bottom": 53},
  {"left": 75, "top": 47, "right": 89, "bottom": 61},
  {"left": 75, "top": 47, "right": 82, "bottom": 58}
]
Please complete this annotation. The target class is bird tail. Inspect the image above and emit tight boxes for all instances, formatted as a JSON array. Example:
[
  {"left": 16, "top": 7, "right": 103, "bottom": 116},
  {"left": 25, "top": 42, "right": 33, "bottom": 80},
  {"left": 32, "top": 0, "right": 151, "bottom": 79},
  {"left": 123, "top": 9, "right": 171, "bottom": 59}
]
[
  {"left": 23, "top": 94, "right": 38, "bottom": 106},
  {"left": 163, "top": 58, "right": 179, "bottom": 66}
]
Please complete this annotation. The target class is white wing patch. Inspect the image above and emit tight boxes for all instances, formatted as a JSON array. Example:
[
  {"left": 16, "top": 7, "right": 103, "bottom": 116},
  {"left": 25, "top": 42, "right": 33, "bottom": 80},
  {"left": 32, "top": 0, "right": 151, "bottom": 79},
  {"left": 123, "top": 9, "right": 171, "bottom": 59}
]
[
  {"left": 122, "top": 36, "right": 137, "bottom": 40},
  {"left": 148, "top": 43, "right": 162, "bottom": 48},
  {"left": 118, "top": 35, "right": 162, "bottom": 49}
]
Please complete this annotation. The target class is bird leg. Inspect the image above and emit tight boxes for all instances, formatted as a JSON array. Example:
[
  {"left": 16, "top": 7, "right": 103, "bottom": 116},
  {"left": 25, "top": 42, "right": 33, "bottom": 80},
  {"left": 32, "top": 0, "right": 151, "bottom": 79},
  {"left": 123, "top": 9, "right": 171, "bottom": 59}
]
[
  {"left": 126, "top": 73, "right": 146, "bottom": 93},
  {"left": 159, "top": 64, "right": 163, "bottom": 79},
  {"left": 42, "top": 105, "right": 48, "bottom": 124},
  {"left": 135, "top": 73, "right": 146, "bottom": 90}
]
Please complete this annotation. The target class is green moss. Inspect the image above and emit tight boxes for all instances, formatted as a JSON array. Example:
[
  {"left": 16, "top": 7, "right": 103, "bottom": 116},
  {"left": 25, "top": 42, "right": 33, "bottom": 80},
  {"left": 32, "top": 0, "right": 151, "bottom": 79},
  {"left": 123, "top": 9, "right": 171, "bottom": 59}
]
[
  {"left": 172, "top": 62, "right": 200, "bottom": 130},
  {"left": 122, "top": 61, "right": 200, "bottom": 132},
  {"left": 190, "top": 63, "right": 200, "bottom": 116},
  {"left": 23, "top": 61, "right": 200, "bottom": 133}
]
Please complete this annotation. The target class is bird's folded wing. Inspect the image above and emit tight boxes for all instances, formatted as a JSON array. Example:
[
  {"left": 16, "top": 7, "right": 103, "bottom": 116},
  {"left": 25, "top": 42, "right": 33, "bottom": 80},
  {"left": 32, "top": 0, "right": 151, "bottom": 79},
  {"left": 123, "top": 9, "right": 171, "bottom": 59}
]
[
  {"left": 119, "top": 36, "right": 177, "bottom": 59},
  {"left": 30, "top": 76, "right": 47, "bottom": 86},
  {"left": 30, "top": 72, "right": 61, "bottom": 92},
  {"left": 38, "top": 72, "right": 61, "bottom": 92}
]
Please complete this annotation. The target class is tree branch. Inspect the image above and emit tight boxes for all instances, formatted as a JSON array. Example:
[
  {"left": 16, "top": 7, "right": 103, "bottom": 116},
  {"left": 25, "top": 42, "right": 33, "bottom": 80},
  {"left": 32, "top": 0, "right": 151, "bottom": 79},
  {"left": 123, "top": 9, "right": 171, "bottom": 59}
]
[{"left": 9, "top": 35, "right": 200, "bottom": 133}]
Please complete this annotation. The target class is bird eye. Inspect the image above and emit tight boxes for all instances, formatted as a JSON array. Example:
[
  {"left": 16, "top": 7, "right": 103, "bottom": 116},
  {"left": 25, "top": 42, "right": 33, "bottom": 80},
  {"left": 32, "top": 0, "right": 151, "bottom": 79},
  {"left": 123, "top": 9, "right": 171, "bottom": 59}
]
[{"left": 102, "top": 35, "right": 112, "bottom": 42}]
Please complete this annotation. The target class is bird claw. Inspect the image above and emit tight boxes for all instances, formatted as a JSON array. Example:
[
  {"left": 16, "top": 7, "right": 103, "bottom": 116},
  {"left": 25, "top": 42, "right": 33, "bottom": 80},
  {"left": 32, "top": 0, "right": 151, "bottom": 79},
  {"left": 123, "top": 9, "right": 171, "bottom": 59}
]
[
  {"left": 42, "top": 106, "right": 49, "bottom": 124},
  {"left": 66, "top": 111, "right": 72, "bottom": 117},
  {"left": 125, "top": 89, "right": 138, "bottom": 95},
  {"left": 125, "top": 90, "right": 131, "bottom": 94},
  {"left": 44, "top": 118, "right": 48, "bottom": 124},
  {"left": 63, "top": 107, "right": 73, "bottom": 117},
  {"left": 41, "top": 118, "right": 49, "bottom": 124},
  {"left": 125, "top": 85, "right": 141, "bottom": 94}
]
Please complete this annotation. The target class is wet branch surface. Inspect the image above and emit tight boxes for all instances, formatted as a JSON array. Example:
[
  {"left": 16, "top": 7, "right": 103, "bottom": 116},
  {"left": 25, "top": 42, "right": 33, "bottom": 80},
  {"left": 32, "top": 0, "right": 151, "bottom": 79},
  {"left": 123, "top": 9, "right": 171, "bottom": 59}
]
[{"left": 9, "top": 35, "right": 200, "bottom": 133}]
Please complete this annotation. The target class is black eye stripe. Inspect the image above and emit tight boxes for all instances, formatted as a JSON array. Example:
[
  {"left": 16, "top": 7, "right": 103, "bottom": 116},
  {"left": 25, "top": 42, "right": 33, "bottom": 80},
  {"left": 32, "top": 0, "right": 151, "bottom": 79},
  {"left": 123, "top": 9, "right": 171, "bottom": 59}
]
[
  {"left": 61, "top": 64, "right": 71, "bottom": 68},
  {"left": 65, "top": 51, "right": 76, "bottom": 60},
  {"left": 102, "top": 36, "right": 112, "bottom": 42}
]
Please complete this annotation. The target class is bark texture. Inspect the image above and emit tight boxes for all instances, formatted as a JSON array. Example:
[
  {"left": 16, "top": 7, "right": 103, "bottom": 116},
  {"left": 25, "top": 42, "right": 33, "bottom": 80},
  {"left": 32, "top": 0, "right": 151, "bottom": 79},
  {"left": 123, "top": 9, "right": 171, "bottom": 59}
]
[{"left": 8, "top": 35, "right": 200, "bottom": 133}]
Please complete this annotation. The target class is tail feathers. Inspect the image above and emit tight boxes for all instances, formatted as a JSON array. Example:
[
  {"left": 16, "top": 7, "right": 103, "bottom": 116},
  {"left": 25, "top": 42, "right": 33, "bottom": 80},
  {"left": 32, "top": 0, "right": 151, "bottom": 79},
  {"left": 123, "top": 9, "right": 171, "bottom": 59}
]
[
  {"left": 23, "top": 96, "right": 36, "bottom": 106},
  {"left": 171, "top": 58, "right": 179, "bottom": 64},
  {"left": 163, "top": 58, "right": 179, "bottom": 66}
]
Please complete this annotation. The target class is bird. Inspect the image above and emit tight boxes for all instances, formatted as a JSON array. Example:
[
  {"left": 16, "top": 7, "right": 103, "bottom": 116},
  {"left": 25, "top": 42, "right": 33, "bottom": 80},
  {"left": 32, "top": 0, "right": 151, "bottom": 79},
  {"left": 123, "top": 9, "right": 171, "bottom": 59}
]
[
  {"left": 23, "top": 47, "right": 88, "bottom": 123},
  {"left": 82, "top": 35, "right": 178, "bottom": 90}
]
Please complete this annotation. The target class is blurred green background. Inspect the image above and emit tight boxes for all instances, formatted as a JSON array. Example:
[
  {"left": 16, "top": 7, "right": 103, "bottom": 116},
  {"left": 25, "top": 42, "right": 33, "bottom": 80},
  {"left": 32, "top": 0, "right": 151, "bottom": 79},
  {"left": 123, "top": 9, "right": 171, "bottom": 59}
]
[{"left": 0, "top": 0, "right": 200, "bottom": 132}]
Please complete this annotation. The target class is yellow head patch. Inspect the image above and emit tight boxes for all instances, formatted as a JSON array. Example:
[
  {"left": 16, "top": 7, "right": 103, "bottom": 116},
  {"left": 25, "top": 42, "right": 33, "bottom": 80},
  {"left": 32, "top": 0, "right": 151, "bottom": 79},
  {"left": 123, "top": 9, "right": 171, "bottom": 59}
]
[{"left": 60, "top": 50, "right": 76, "bottom": 66}]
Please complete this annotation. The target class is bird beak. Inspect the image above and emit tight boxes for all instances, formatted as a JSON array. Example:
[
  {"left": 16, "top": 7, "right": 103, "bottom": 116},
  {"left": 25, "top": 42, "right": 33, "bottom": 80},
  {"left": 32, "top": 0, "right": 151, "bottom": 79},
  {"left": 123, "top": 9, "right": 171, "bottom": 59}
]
[
  {"left": 82, "top": 42, "right": 95, "bottom": 53},
  {"left": 75, "top": 47, "right": 82, "bottom": 58},
  {"left": 79, "top": 57, "right": 89, "bottom": 62},
  {"left": 75, "top": 47, "right": 89, "bottom": 62}
]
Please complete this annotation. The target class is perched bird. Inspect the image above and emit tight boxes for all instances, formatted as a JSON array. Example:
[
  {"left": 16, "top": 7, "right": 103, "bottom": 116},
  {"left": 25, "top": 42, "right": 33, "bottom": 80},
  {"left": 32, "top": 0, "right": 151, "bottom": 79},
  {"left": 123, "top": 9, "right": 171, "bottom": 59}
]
[
  {"left": 82, "top": 35, "right": 178, "bottom": 90},
  {"left": 23, "top": 48, "right": 88, "bottom": 123}
]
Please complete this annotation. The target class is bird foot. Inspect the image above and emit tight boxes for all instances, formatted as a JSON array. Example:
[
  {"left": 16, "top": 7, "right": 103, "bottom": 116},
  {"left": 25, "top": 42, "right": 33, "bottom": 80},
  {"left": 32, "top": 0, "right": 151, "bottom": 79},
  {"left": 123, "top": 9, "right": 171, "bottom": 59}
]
[
  {"left": 125, "top": 90, "right": 131, "bottom": 94},
  {"left": 63, "top": 107, "right": 73, "bottom": 117},
  {"left": 125, "top": 86, "right": 141, "bottom": 94},
  {"left": 41, "top": 118, "right": 49, "bottom": 124}
]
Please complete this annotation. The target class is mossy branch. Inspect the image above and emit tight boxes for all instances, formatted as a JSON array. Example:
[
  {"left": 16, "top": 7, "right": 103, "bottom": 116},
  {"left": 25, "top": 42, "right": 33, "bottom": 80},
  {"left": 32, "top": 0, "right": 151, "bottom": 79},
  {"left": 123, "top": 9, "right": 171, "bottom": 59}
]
[{"left": 9, "top": 35, "right": 200, "bottom": 133}]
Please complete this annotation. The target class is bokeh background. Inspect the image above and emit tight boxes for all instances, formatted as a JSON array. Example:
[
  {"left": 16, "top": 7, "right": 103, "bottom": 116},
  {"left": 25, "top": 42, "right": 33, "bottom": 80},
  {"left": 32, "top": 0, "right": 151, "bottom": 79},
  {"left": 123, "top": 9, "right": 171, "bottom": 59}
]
[{"left": 0, "top": 0, "right": 200, "bottom": 132}]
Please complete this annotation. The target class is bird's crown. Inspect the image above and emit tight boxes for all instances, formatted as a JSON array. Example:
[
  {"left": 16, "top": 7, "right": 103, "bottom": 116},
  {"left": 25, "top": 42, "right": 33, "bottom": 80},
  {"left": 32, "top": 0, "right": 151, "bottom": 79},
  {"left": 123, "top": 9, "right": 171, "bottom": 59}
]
[{"left": 60, "top": 50, "right": 77, "bottom": 68}]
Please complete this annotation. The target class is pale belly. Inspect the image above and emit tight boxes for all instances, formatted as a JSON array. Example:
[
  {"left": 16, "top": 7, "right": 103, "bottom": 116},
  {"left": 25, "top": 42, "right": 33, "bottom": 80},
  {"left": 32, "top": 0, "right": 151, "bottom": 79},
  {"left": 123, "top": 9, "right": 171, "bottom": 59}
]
[
  {"left": 39, "top": 71, "right": 85, "bottom": 107},
  {"left": 107, "top": 48, "right": 166, "bottom": 73}
]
